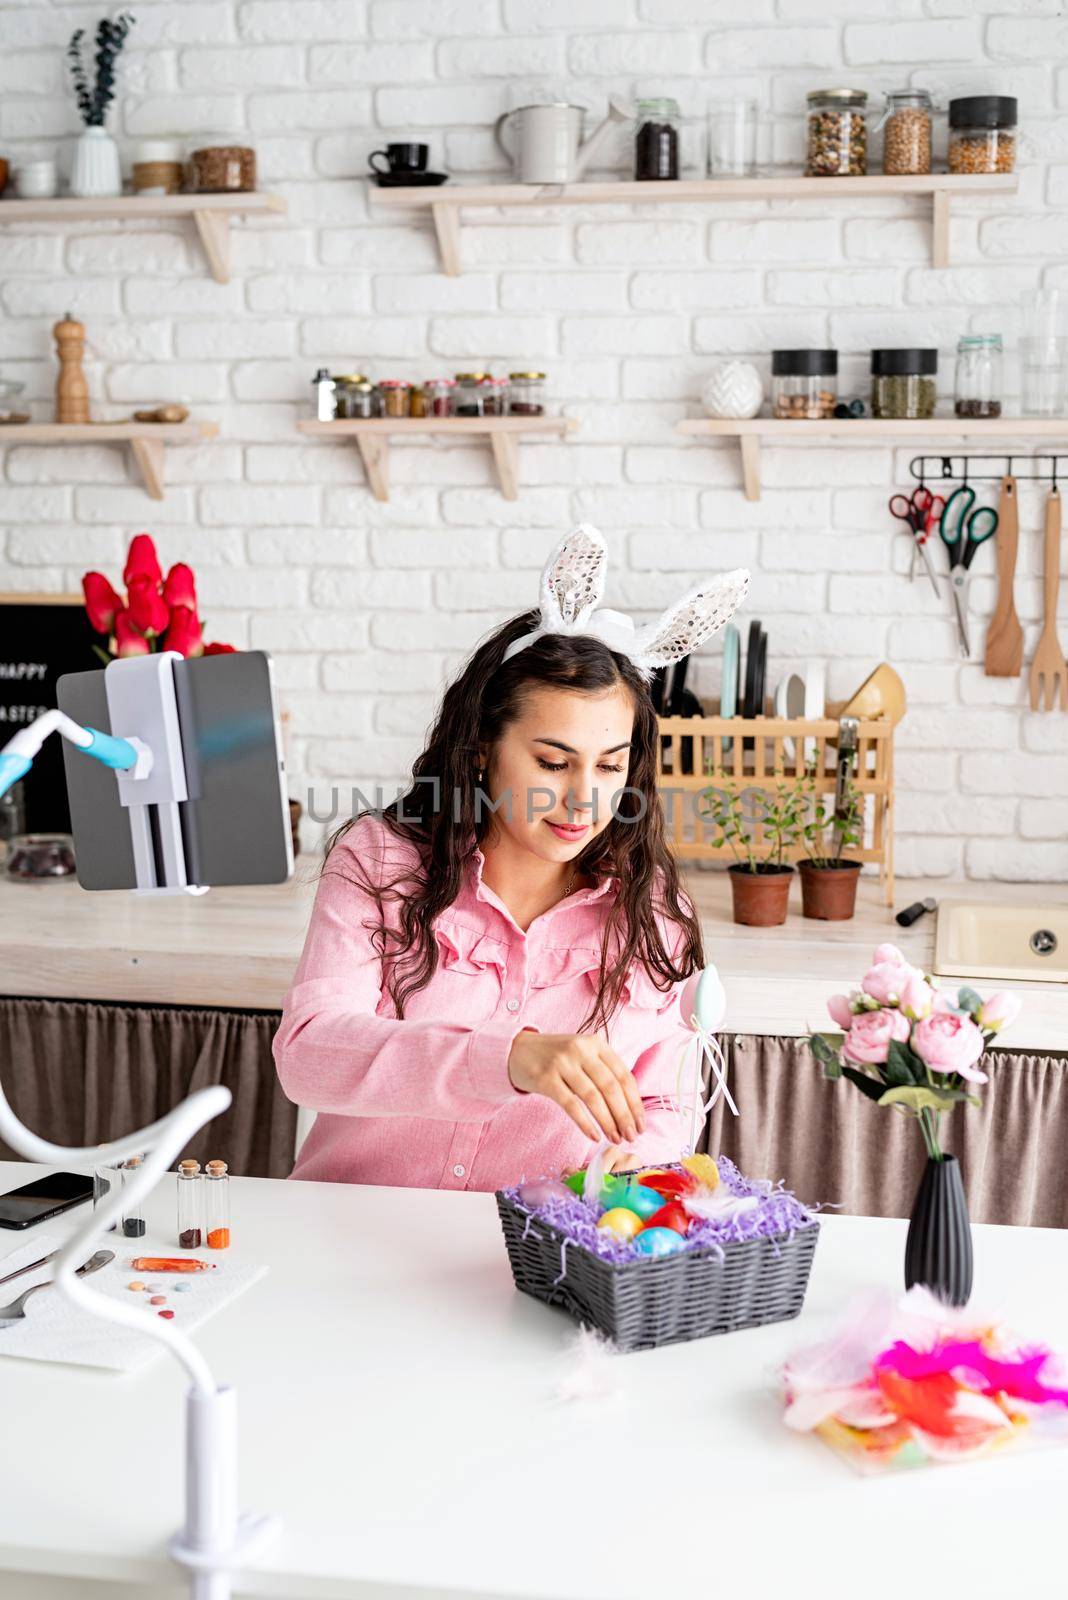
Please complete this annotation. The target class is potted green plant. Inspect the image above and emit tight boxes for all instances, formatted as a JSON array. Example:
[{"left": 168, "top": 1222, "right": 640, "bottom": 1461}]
[
  {"left": 797, "top": 769, "right": 864, "bottom": 921},
  {"left": 701, "top": 779, "right": 807, "bottom": 926}
]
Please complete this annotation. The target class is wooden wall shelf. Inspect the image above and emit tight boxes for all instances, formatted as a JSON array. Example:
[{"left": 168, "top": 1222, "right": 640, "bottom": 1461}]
[
  {"left": 296, "top": 415, "right": 577, "bottom": 501},
  {"left": 371, "top": 172, "right": 1018, "bottom": 275},
  {"left": 0, "top": 422, "right": 220, "bottom": 500},
  {"left": 677, "top": 416, "right": 1068, "bottom": 501},
  {"left": 0, "top": 192, "right": 286, "bottom": 283}
]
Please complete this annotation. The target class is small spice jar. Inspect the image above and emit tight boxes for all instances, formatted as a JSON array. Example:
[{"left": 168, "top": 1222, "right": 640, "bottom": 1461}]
[
  {"left": 132, "top": 138, "right": 184, "bottom": 195},
  {"left": 508, "top": 371, "right": 547, "bottom": 416},
  {"left": 879, "top": 90, "right": 933, "bottom": 176},
  {"left": 186, "top": 134, "right": 257, "bottom": 193},
  {"left": 806, "top": 89, "right": 867, "bottom": 177},
  {"left": 635, "top": 97, "right": 680, "bottom": 181},
  {"left": 455, "top": 372, "right": 488, "bottom": 416},
  {"left": 409, "top": 384, "right": 426, "bottom": 419},
  {"left": 377, "top": 379, "right": 411, "bottom": 419},
  {"left": 424, "top": 378, "right": 455, "bottom": 417},
  {"left": 955, "top": 334, "right": 1003, "bottom": 417},
  {"left": 871, "top": 348, "right": 938, "bottom": 419},
  {"left": 771, "top": 350, "right": 838, "bottom": 419},
  {"left": 948, "top": 96, "right": 1017, "bottom": 174},
  {"left": 332, "top": 374, "right": 371, "bottom": 419}
]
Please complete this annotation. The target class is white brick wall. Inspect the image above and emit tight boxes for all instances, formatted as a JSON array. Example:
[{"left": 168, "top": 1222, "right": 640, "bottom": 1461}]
[{"left": 0, "top": 0, "right": 1065, "bottom": 876}]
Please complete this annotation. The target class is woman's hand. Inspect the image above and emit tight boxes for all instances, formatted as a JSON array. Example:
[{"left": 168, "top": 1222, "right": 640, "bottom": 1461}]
[
  {"left": 507, "top": 1029, "right": 646, "bottom": 1146},
  {"left": 600, "top": 1144, "right": 639, "bottom": 1176}
]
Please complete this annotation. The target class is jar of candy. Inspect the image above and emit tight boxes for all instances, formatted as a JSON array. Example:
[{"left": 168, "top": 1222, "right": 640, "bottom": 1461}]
[
  {"left": 508, "top": 371, "right": 546, "bottom": 415},
  {"left": 878, "top": 90, "right": 933, "bottom": 176},
  {"left": 634, "top": 97, "right": 680, "bottom": 181},
  {"left": 954, "top": 334, "right": 1003, "bottom": 417},
  {"left": 948, "top": 96, "right": 1017, "bottom": 174},
  {"left": 424, "top": 378, "right": 455, "bottom": 417},
  {"left": 455, "top": 372, "right": 487, "bottom": 416},
  {"left": 870, "top": 348, "right": 938, "bottom": 419},
  {"left": 378, "top": 379, "right": 411, "bottom": 419},
  {"left": 806, "top": 89, "right": 867, "bottom": 177},
  {"left": 771, "top": 350, "right": 837, "bottom": 419}
]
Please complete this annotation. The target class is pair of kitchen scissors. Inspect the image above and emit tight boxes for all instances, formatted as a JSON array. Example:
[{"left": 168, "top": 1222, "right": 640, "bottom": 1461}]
[
  {"left": 939, "top": 484, "right": 999, "bottom": 657},
  {"left": 888, "top": 486, "right": 945, "bottom": 596}
]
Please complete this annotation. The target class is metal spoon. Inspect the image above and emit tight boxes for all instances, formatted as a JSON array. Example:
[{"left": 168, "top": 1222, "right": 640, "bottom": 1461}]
[{"left": 0, "top": 1249, "right": 114, "bottom": 1322}]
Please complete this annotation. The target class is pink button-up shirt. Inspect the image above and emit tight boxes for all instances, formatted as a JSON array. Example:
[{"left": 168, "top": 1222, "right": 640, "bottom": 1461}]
[{"left": 274, "top": 813, "right": 706, "bottom": 1192}]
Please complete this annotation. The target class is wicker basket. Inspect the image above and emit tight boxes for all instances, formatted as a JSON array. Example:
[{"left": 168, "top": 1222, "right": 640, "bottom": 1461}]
[{"left": 495, "top": 1191, "right": 819, "bottom": 1354}]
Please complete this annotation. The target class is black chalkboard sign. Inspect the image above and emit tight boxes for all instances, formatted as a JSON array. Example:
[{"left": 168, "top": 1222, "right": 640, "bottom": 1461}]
[{"left": 0, "top": 594, "right": 100, "bottom": 834}]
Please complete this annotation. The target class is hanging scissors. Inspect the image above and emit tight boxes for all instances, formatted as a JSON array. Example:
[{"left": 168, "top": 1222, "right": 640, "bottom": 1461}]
[
  {"left": 938, "top": 485, "right": 999, "bottom": 657},
  {"left": 888, "top": 486, "right": 945, "bottom": 596}
]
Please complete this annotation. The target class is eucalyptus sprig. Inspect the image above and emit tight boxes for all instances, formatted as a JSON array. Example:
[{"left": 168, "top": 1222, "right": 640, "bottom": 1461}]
[{"left": 67, "top": 12, "right": 135, "bottom": 128}]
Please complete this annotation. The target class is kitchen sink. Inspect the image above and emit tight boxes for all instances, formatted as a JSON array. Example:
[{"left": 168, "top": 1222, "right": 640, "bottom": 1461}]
[{"left": 934, "top": 901, "right": 1068, "bottom": 985}]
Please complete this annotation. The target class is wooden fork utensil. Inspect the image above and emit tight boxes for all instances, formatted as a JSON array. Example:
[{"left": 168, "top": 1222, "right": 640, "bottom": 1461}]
[{"left": 1029, "top": 485, "right": 1068, "bottom": 712}]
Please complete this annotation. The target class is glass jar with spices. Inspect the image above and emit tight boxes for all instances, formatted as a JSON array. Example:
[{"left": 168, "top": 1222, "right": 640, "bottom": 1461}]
[
  {"left": 634, "top": 98, "right": 680, "bottom": 181},
  {"left": 185, "top": 133, "right": 256, "bottom": 193},
  {"left": 176, "top": 1159, "right": 203, "bottom": 1249},
  {"left": 878, "top": 90, "right": 933, "bottom": 176},
  {"left": 508, "top": 371, "right": 547, "bottom": 416},
  {"left": 455, "top": 373, "right": 487, "bottom": 416},
  {"left": 331, "top": 374, "right": 369, "bottom": 419},
  {"left": 204, "top": 1159, "right": 230, "bottom": 1250},
  {"left": 871, "top": 348, "right": 938, "bottom": 419},
  {"left": 378, "top": 379, "right": 411, "bottom": 419},
  {"left": 424, "top": 379, "right": 455, "bottom": 417},
  {"left": 948, "top": 96, "right": 1016, "bottom": 174},
  {"left": 806, "top": 89, "right": 867, "bottom": 177},
  {"left": 955, "top": 335, "right": 1003, "bottom": 417},
  {"left": 771, "top": 350, "right": 837, "bottom": 419},
  {"left": 409, "top": 385, "right": 426, "bottom": 419}
]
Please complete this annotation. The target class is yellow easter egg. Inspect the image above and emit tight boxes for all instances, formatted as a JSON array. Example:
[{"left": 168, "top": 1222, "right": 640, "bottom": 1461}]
[
  {"left": 682, "top": 1153, "right": 720, "bottom": 1191},
  {"left": 597, "top": 1207, "right": 645, "bottom": 1240}
]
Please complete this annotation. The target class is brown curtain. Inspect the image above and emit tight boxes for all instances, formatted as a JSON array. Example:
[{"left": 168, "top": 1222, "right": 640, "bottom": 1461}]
[
  {"left": 702, "top": 1035, "right": 1068, "bottom": 1230},
  {"left": 0, "top": 997, "right": 293, "bottom": 1179}
]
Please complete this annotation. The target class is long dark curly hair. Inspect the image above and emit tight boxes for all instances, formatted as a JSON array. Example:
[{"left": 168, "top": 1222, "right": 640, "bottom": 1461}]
[{"left": 322, "top": 607, "right": 704, "bottom": 1034}]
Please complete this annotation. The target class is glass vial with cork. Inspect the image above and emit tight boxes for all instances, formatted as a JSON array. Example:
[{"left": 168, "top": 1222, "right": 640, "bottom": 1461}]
[
  {"left": 120, "top": 1155, "right": 146, "bottom": 1238},
  {"left": 177, "top": 1158, "right": 203, "bottom": 1249},
  {"left": 205, "top": 1159, "right": 230, "bottom": 1249}
]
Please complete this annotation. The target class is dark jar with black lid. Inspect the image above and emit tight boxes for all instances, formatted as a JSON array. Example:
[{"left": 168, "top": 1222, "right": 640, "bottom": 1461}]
[
  {"left": 871, "top": 348, "right": 938, "bottom": 418},
  {"left": 634, "top": 97, "right": 680, "bottom": 180},
  {"left": 948, "top": 96, "right": 1017, "bottom": 174},
  {"left": 771, "top": 349, "right": 838, "bottom": 419}
]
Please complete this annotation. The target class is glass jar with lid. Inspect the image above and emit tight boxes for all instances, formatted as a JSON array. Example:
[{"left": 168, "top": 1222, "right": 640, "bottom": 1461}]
[
  {"left": 871, "top": 348, "right": 938, "bottom": 419},
  {"left": 954, "top": 335, "right": 1003, "bottom": 417},
  {"left": 424, "top": 379, "right": 455, "bottom": 417},
  {"left": 806, "top": 89, "right": 867, "bottom": 177},
  {"left": 948, "top": 96, "right": 1017, "bottom": 174},
  {"left": 185, "top": 132, "right": 256, "bottom": 193},
  {"left": 508, "top": 371, "right": 547, "bottom": 416},
  {"left": 635, "top": 97, "right": 680, "bottom": 181},
  {"left": 878, "top": 90, "right": 933, "bottom": 176},
  {"left": 455, "top": 372, "right": 488, "bottom": 416},
  {"left": 333, "top": 374, "right": 374, "bottom": 419},
  {"left": 771, "top": 350, "right": 837, "bottom": 419},
  {"left": 377, "top": 379, "right": 411, "bottom": 419}
]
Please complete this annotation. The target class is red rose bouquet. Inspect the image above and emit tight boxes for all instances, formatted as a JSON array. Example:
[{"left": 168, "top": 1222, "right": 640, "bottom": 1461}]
[{"left": 82, "top": 533, "right": 236, "bottom": 662}]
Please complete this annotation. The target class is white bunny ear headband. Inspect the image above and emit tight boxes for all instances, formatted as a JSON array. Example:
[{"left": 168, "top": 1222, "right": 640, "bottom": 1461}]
[{"left": 500, "top": 524, "right": 750, "bottom": 685}]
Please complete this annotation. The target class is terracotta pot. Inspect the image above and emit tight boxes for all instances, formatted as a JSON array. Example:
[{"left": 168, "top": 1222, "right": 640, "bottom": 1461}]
[
  {"left": 728, "top": 862, "right": 793, "bottom": 926},
  {"left": 798, "top": 859, "right": 862, "bottom": 921}
]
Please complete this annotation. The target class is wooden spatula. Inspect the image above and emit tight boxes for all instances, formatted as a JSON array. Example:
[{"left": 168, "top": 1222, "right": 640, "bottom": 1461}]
[
  {"left": 1028, "top": 485, "right": 1068, "bottom": 712},
  {"left": 984, "top": 474, "right": 1023, "bottom": 676}
]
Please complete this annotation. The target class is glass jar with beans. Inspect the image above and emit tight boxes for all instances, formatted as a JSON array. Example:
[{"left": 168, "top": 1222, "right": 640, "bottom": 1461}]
[
  {"left": 954, "top": 335, "right": 1003, "bottom": 417},
  {"left": 377, "top": 379, "right": 411, "bottom": 419},
  {"left": 806, "top": 89, "right": 867, "bottom": 177},
  {"left": 948, "top": 96, "right": 1017, "bottom": 174},
  {"left": 870, "top": 349, "right": 938, "bottom": 419},
  {"left": 508, "top": 372, "right": 547, "bottom": 416},
  {"left": 185, "top": 133, "right": 257, "bottom": 193},
  {"left": 879, "top": 90, "right": 933, "bottom": 176},
  {"left": 771, "top": 350, "right": 838, "bottom": 420}
]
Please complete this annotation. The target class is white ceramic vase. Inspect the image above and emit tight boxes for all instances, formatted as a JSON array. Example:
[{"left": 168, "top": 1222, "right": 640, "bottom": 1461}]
[
  {"left": 701, "top": 360, "right": 764, "bottom": 419},
  {"left": 70, "top": 125, "right": 122, "bottom": 198}
]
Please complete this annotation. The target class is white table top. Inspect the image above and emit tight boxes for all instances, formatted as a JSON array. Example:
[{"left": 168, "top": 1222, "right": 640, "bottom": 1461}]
[{"left": 0, "top": 1162, "right": 1065, "bottom": 1599}]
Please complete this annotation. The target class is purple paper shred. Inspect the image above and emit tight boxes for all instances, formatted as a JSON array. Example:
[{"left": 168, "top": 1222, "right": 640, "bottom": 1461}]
[{"left": 501, "top": 1156, "right": 817, "bottom": 1268}]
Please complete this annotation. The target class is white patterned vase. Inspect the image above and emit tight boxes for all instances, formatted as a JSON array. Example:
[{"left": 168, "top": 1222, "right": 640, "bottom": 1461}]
[
  {"left": 701, "top": 361, "right": 763, "bottom": 419},
  {"left": 70, "top": 125, "right": 122, "bottom": 198}
]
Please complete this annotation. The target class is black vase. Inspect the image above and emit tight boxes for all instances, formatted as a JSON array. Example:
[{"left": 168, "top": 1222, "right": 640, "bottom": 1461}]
[{"left": 904, "top": 1155, "right": 973, "bottom": 1307}]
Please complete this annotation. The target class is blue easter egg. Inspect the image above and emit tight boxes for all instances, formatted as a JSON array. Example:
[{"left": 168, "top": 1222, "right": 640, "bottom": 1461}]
[
  {"left": 611, "top": 1182, "right": 666, "bottom": 1221},
  {"left": 634, "top": 1227, "right": 686, "bottom": 1257}
]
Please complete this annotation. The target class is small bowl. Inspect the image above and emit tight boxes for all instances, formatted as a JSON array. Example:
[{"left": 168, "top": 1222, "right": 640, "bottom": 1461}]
[{"left": 841, "top": 663, "right": 907, "bottom": 727}]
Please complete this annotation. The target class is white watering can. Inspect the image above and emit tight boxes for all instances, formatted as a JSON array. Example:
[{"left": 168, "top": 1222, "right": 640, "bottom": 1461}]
[{"left": 494, "top": 97, "right": 632, "bottom": 185}]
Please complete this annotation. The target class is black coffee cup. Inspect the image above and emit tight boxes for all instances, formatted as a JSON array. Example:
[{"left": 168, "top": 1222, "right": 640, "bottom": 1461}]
[{"left": 369, "top": 142, "right": 429, "bottom": 176}]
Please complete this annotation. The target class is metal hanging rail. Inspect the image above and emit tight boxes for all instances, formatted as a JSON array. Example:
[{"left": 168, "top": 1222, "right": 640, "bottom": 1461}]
[{"left": 909, "top": 452, "right": 1066, "bottom": 489}]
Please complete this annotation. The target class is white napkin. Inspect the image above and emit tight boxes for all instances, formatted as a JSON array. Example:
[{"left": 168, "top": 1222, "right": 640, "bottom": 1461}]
[{"left": 0, "top": 1230, "right": 267, "bottom": 1373}]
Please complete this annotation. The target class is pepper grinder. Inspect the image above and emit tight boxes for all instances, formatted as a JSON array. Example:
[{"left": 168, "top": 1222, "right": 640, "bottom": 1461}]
[{"left": 53, "top": 311, "right": 90, "bottom": 424}]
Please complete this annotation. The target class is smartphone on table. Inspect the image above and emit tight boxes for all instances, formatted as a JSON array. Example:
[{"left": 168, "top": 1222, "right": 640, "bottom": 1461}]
[{"left": 0, "top": 1171, "right": 94, "bottom": 1230}]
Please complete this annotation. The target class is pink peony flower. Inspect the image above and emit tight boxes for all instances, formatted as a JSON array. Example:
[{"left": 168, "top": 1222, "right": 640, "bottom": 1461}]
[
  {"left": 912, "top": 1012, "right": 987, "bottom": 1083},
  {"left": 977, "top": 991, "right": 1021, "bottom": 1034},
  {"left": 842, "top": 1007, "right": 911, "bottom": 1067},
  {"left": 827, "top": 993, "right": 854, "bottom": 1029},
  {"left": 872, "top": 942, "right": 906, "bottom": 966},
  {"left": 862, "top": 959, "right": 918, "bottom": 1007},
  {"left": 900, "top": 972, "right": 936, "bottom": 1021}
]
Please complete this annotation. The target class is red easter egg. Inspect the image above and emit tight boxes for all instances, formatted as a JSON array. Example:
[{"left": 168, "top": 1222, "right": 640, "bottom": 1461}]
[
  {"left": 646, "top": 1200, "right": 691, "bottom": 1235},
  {"left": 638, "top": 1170, "right": 697, "bottom": 1202}
]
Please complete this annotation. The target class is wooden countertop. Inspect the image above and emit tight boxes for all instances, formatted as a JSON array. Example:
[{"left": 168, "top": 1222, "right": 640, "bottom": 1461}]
[{"left": 1, "top": 863, "right": 1064, "bottom": 1050}]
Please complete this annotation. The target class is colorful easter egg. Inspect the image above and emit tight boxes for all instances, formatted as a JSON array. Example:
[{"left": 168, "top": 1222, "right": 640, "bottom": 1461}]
[
  {"left": 636, "top": 1168, "right": 698, "bottom": 1201},
  {"left": 610, "top": 1182, "right": 665, "bottom": 1221},
  {"left": 645, "top": 1201, "right": 691, "bottom": 1235},
  {"left": 681, "top": 1154, "right": 720, "bottom": 1191},
  {"left": 518, "top": 1179, "right": 574, "bottom": 1208},
  {"left": 634, "top": 1227, "right": 686, "bottom": 1258},
  {"left": 597, "top": 1207, "right": 645, "bottom": 1240}
]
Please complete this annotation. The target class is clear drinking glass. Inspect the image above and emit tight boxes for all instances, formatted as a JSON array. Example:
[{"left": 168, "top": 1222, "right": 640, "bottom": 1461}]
[
  {"left": 707, "top": 97, "right": 758, "bottom": 178},
  {"left": 1020, "top": 291, "right": 1067, "bottom": 416}
]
